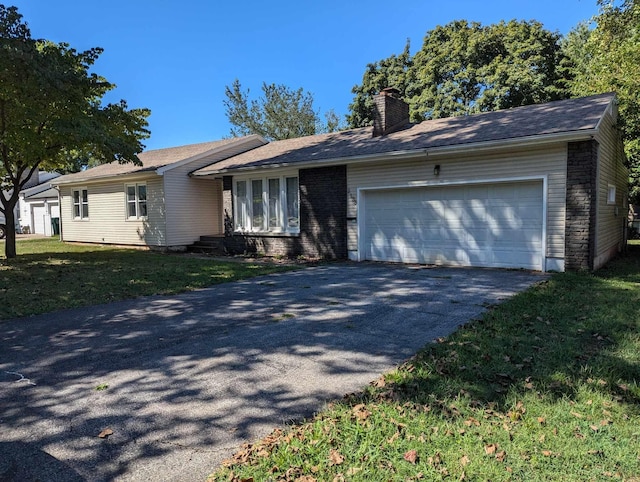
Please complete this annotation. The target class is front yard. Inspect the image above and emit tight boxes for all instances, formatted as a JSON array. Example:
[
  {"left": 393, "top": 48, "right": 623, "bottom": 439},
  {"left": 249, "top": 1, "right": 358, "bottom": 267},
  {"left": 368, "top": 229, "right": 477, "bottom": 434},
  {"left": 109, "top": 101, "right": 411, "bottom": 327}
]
[
  {"left": 0, "top": 238, "right": 295, "bottom": 319},
  {"left": 211, "top": 245, "right": 640, "bottom": 481}
]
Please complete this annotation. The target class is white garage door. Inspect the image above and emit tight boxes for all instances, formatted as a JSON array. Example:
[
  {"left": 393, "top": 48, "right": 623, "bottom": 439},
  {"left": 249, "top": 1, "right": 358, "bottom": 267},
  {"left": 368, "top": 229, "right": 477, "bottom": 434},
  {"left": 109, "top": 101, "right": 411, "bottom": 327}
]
[
  {"left": 362, "top": 181, "right": 544, "bottom": 270},
  {"left": 32, "top": 204, "right": 47, "bottom": 235}
]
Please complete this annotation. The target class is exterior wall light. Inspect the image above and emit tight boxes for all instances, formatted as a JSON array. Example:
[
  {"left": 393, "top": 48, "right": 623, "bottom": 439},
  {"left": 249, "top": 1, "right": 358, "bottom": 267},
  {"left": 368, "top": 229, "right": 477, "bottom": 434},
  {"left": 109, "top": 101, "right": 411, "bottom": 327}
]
[{"left": 434, "top": 164, "right": 440, "bottom": 176}]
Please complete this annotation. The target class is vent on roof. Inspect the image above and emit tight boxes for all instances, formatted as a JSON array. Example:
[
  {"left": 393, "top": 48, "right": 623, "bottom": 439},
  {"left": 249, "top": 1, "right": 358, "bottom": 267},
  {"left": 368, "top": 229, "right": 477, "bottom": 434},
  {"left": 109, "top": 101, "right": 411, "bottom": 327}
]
[{"left": 373, "top": 87, "right": 410, "bottom": 137}]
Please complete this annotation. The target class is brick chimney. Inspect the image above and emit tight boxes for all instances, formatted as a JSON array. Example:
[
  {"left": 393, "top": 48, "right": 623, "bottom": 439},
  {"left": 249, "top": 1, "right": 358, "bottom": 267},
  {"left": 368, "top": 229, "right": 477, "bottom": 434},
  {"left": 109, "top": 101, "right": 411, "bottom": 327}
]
[{"left": 372, "top": 87, "right": 409, "bottom": 137}]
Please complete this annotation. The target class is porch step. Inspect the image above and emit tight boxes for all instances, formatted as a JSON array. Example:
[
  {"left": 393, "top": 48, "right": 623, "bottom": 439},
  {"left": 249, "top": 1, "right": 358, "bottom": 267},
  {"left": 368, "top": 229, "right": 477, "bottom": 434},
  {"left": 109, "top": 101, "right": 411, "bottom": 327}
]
[{"left": 187, "top": 235, "right": 226, "bottom": 255}]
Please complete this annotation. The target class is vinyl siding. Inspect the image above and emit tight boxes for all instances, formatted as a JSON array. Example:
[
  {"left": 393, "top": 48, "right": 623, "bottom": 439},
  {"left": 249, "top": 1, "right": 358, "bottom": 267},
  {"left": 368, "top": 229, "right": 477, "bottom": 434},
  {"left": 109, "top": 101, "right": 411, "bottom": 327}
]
[
  {"left": 59, "top": 176, "right": 166, "bottom": 246},
  {"left": 162, "top": 138, "right": 266, "bottom": 246},
  {"left": 594, "top": 110, "right": 629, "bottom": 269},
  {"left": 347, "top": 144, "right": 568, "bottom": 261}
]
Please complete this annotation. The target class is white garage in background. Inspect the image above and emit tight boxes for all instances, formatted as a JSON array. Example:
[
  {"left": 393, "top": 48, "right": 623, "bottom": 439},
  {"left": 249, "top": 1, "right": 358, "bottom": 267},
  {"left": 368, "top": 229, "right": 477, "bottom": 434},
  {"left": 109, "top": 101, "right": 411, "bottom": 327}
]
[{"left": 360, "top": 179, "right": 545, "bottom": 270}]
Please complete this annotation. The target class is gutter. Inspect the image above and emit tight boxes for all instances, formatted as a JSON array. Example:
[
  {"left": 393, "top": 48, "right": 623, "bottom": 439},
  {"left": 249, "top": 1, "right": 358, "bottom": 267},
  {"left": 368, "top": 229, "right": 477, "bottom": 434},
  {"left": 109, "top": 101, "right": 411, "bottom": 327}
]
[{"left": 192, "top": 129, "right": 599, "bottom": 176}]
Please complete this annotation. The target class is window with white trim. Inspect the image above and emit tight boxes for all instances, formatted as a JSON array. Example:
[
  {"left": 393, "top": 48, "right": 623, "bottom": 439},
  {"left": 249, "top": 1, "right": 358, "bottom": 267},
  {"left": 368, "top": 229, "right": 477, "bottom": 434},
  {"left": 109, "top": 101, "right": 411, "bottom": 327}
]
[
  {"left": 126, "top": 183, "right": 147, "bottom": 219},
  {"left": 607, "top": 184, "right": 616, "bottom": 204},
  {"left": 234, "top": 174, "right": 299, "bottom": 233},
  {"left": 72, "top": 188, "right": 89, "bottom": 219}
]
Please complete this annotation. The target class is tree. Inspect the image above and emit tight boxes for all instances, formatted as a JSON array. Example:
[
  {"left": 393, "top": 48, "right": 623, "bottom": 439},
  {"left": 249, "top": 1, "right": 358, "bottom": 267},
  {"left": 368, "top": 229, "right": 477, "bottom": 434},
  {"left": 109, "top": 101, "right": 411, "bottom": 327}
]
[
  {"left": 347, "top": 20, "right": 568, "bottom": 127},
  {"left": 0, "top": 5, "right": 150, "bottom": 258},
  {"left": 564, "top": 0, "right": 640, "bottom": 202},
  {"left": 347, "top": 40, "right": 414, "bottom": 127},
  {"left": 224, "top": 79, "right": 342, "bottom": 141}
]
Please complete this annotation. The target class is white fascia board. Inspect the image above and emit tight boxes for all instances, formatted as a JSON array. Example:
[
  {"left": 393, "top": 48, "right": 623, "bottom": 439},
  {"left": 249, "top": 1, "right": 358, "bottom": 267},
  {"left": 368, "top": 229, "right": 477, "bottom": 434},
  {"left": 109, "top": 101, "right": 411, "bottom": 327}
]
[
  {"left": 593, "top": 97, "right": 616, "bottom": 136},
  {"left": 52, "top": 171, "right": 155, "bottom": 187},
  {"left": 196, "top": 130, "right": 597, "bottom": 176},
  {"left": 155, "top": 135, "right": 267, "bottom": 175}
]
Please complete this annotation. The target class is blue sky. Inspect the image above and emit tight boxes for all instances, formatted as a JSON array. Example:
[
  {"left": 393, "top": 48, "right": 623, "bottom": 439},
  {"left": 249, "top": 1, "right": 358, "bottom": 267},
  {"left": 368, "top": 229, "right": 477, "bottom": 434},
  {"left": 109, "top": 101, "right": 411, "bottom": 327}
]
[{"left": 11, "top": 1, "right": 599, "bottom": 150}]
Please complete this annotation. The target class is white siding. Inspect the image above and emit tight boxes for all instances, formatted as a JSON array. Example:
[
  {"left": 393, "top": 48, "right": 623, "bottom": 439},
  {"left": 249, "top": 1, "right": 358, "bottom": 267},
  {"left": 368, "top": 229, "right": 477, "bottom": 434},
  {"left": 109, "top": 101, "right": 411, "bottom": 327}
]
[
  {"left": 60, "top": 176, "right": 166, "bottom": 246},
  {"left": 594, "top": 110, "right": 629, "bottom": 269},
  {"left": 347, "top": 145, "right": 568, "bottom": 263}
]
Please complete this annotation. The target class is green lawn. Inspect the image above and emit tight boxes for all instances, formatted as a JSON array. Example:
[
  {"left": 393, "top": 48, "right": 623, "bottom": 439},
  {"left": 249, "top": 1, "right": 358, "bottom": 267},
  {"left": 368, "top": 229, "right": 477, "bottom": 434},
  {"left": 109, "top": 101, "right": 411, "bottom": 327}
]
[
  {"left": 0, "top": 238, "right": 295, "bottom": 319},
  {"left": 210, "top": 245, "right": 640, "bottom": 481}
]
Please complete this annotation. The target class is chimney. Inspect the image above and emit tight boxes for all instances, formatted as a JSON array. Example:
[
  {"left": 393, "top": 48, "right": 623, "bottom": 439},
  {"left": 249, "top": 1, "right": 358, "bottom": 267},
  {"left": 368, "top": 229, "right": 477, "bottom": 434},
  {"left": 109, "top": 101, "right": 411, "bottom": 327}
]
[{"left": 372, "top": 87, "right": 409, "bottom": 137}]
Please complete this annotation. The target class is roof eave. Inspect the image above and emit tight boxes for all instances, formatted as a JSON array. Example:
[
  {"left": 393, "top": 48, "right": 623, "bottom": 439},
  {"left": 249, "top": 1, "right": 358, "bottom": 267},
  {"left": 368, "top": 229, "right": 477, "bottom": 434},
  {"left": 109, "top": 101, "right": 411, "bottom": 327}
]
[
  {"left": 51, "top": 171, "right": 158, "bottom": 187},
  {"left": 193, "top": 129, "right": 598, "bottom": 176}
]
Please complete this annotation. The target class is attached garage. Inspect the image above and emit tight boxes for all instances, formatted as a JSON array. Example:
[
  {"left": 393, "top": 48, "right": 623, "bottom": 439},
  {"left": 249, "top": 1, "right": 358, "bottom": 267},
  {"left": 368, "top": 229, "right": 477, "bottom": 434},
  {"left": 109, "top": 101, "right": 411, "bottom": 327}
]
[{"left": 361, "top": 180, "right": 544, "bottom": 270}]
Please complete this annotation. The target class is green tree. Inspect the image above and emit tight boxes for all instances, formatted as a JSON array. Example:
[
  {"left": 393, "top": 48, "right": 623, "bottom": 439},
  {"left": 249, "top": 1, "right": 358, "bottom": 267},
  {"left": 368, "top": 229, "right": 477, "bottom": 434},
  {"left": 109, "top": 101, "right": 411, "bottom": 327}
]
[
  {"left": 0, "top": 5, "right": 150, "bottom": 258},
  {"left": 565, "top": 0, "right": 640, "bottom": 202},
  {"left": 348, "top": 20, "right": 568, "bottom": 127},
  {"left": 224, "top": 80, "right": 342, "bottom": 141},
  {"left": 347, "top": 40, "right": 414, "bottom": 127}
]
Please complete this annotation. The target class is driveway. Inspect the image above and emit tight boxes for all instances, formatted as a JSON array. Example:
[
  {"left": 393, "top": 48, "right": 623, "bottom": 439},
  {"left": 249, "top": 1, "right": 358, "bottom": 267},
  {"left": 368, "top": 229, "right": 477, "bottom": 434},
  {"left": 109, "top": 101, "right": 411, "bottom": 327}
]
[{"left": 0, "top": 263, "right": 544, "bottom": 481}]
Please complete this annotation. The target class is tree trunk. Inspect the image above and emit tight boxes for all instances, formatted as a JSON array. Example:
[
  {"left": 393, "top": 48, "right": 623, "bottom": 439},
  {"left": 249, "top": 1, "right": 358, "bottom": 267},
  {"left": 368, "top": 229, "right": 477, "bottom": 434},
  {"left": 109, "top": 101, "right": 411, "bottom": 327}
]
[{"left": 3, "top": 198, "right": 17, "bottom": 259}]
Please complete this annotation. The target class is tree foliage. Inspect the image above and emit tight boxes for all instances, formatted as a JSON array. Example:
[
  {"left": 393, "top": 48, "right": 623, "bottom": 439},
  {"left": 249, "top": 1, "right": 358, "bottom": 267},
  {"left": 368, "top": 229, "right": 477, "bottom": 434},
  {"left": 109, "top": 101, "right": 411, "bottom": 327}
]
[
  {"left": 348, "top": 20, "right": 569, "bottom": 127},
  {"left": 0, "top": 5, "right": 150, "bottom": 258},
  {"left": 224, "top": 79, "right": 342, "bottom": 141},
  {"left": 565, "top": 0, "right": 640, "bottom": 202}
]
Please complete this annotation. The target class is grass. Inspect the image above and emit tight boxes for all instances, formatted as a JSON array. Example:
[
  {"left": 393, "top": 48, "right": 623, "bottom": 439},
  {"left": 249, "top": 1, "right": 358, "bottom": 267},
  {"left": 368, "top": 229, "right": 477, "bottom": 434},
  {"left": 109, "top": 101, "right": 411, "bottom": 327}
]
[
  {"left": 210, "top": 245, "right": 640, "bottom": 482},
  {"left": 0, "top": 238, "right": 296, "bottom": 320}
]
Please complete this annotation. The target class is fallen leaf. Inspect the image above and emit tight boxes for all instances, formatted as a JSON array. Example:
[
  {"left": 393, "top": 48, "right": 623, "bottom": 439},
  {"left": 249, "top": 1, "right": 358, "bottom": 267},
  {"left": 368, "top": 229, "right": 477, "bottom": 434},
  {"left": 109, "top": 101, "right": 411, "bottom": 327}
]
[
  {"left": 329, "top": 449, "right": 344, "bottom": 466},
  {"left": 387, "top": 432, "right": 400, "bottom": 444},
  {"left": 346, "top": 467, "right": 362, "bottom": 476},
  {"left": 404, "top": 450, "right": 418, "bottom": 464},
  {"left": 98, "top": 428, "right": 113, "bottom": 439},
  {"left": 542, "top": 450, "right": 554, "bottom": 457},
  {"left": 460, "top": 455, "right": 471, "bottom": 466},
  {"left": 352, "top": 404, "right": 371, "bottom": 422},
  {"left": 571, "top": 411, "right": 584, "bottom": 419},
  {"left": 537, "top": 417, "right": 546, "bottom": 425},
  {"left": 428, "top": 452, "right": 442, "bottom": 466},
  {"left": 496, "top": 451, "right": 507, "bottom": 462},
  {"left": 484, "top": 444, "right": 497, "bottom": 455},
  {"left": 590, "top": 425, "right": 600, "bottom": 431}
]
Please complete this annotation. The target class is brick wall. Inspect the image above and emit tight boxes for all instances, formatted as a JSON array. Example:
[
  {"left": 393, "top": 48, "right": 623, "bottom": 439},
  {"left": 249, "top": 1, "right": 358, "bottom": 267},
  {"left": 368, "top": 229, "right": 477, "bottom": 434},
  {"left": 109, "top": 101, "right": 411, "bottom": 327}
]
[
  {"left": 223, "top": 166, "right": 348, "bottom": 259},
  {"left": 373, "top": 91, "right": 410, "bottom": 137},
  {"left": 565, "top": 140, "right": 599, "bottom": 270}
]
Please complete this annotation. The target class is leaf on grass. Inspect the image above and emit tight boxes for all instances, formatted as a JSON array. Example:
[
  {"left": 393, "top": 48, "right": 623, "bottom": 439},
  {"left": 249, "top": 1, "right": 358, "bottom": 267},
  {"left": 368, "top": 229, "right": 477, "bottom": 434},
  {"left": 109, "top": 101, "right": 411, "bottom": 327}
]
[
  {"left": 571, "top": 411, "right": 584, "bottom": 419},
  {"left": 329, "top": 449, "right": 344, "bottom": 466},
  {"left": 590, "top": 425, "right": 600, "bottom": 431},
  {"left": 460, "top": 455, "right": 471, "bottom": 466},
  {"left": 537, "top": 417, "right": 546, "bottom": 425},
  {"left": 542, "top": 450, "right": 554, "bottom": 457},
  {"left": 428, "top": 452, "right": 442, "bottom": 466},
  {"left": 98, "top": 428, "right": 113, "bottom": 438},
  {"left": 484, "top": 444, "right": 497, "bottom": 455},
  {"left": 404, "top": 449, "right": 418, "bottom": 464},
  {"left": 352, "top": 404, "right": 371, "bottom": 422},
  {"left": 346, "top": 467, "right": 362, "bottom": 476},
  {"left": 464, "top": 417, "right": 480, "bottom": 427},
  {"left": 296, "top": 477, "right": 316, "bottom": 482},
  {"left": 387, "top": 432, "right": 400, "bottom": 444},
  {"left": 496, "top": 451, "right": 507, "bottom": 462}
]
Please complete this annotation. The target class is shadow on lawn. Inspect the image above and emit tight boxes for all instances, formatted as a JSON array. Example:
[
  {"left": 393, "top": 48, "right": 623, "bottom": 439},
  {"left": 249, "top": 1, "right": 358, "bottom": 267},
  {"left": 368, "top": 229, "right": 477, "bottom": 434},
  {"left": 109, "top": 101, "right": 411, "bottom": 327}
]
[{"left": 356, "top": 247, "right": 640, "bottom": 414}]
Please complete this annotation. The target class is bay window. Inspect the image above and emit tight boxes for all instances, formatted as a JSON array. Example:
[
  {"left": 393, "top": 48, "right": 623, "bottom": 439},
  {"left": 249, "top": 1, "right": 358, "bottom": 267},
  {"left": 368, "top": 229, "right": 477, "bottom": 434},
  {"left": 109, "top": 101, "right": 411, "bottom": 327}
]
[{"left": 234, "top": 174, "right": 299, "bottom": 233}]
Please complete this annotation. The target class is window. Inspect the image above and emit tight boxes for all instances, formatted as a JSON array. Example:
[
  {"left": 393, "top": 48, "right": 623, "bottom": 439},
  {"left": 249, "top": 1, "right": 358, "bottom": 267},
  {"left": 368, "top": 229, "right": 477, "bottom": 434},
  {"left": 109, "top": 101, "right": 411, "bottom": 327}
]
[
  {"left": 234, "top": 174, "right": 299, "bottom": 233},
  {"left": 126, "top": 183, "right": 148, "bottom": 219},
  {"left": 72, "top": 188, "right": 89, "bottom": 219},
  {"left": 607, "top": 185, "right": 616, "bottom": 205}
]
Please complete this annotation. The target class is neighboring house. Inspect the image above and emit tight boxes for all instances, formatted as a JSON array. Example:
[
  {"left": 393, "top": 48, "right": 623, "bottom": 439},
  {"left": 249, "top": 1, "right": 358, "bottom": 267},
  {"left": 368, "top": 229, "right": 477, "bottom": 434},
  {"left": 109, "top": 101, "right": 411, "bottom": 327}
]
[
  {"left": 54, "top": 91, "right": 628, "bottom": 272},
  {"left": 18, "top": 172, "right": 61, "bottom": 235},
  {"left": 51, "top": 136, "right": 267, "bottom": 248},
  {"left": 1, "top": 170, "right": 58, "bottom": 235}
]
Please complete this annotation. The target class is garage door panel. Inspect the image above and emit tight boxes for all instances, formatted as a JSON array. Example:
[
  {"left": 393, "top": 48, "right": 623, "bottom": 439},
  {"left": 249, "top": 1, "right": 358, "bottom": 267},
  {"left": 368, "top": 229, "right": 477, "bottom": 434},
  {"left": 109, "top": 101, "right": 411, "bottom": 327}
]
[{"left": 363, "top": 181, "right": 543, "bottom": 270}]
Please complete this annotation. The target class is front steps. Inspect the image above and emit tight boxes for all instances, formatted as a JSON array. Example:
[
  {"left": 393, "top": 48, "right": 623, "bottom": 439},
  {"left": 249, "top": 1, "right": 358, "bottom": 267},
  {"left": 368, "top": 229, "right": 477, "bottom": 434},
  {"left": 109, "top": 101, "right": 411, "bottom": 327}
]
[{"left": 187, "top": 235, "right": 226, "bottom": 255}]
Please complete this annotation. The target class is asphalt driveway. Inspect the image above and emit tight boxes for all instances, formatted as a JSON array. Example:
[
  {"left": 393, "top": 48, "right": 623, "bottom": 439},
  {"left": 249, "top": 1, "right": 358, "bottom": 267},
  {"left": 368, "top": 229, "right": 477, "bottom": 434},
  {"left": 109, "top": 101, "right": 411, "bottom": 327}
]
[{"left": 0, "top": 263, "right": 544, "bottom": 481}]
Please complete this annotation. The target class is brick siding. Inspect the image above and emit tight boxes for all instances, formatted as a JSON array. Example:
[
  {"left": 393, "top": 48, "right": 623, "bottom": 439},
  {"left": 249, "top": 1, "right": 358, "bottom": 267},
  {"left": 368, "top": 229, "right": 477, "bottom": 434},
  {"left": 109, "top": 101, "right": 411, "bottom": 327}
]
[
  {"left": 565, "top": 140, "right": 599, "bottom": 270},
  {"left": 223, "top": 166, "right": 348, "bottom": 259}
]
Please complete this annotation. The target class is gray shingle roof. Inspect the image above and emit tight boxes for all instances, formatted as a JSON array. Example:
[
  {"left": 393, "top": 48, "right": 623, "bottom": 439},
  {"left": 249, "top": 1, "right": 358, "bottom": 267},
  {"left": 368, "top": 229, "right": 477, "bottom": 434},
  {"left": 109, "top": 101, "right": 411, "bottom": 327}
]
[
  {"left": 194, "top": 93, "right": 615, "bottom": 175},
  {"left": 52, "top": 137, "right": 253, "bottom": 184}
]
